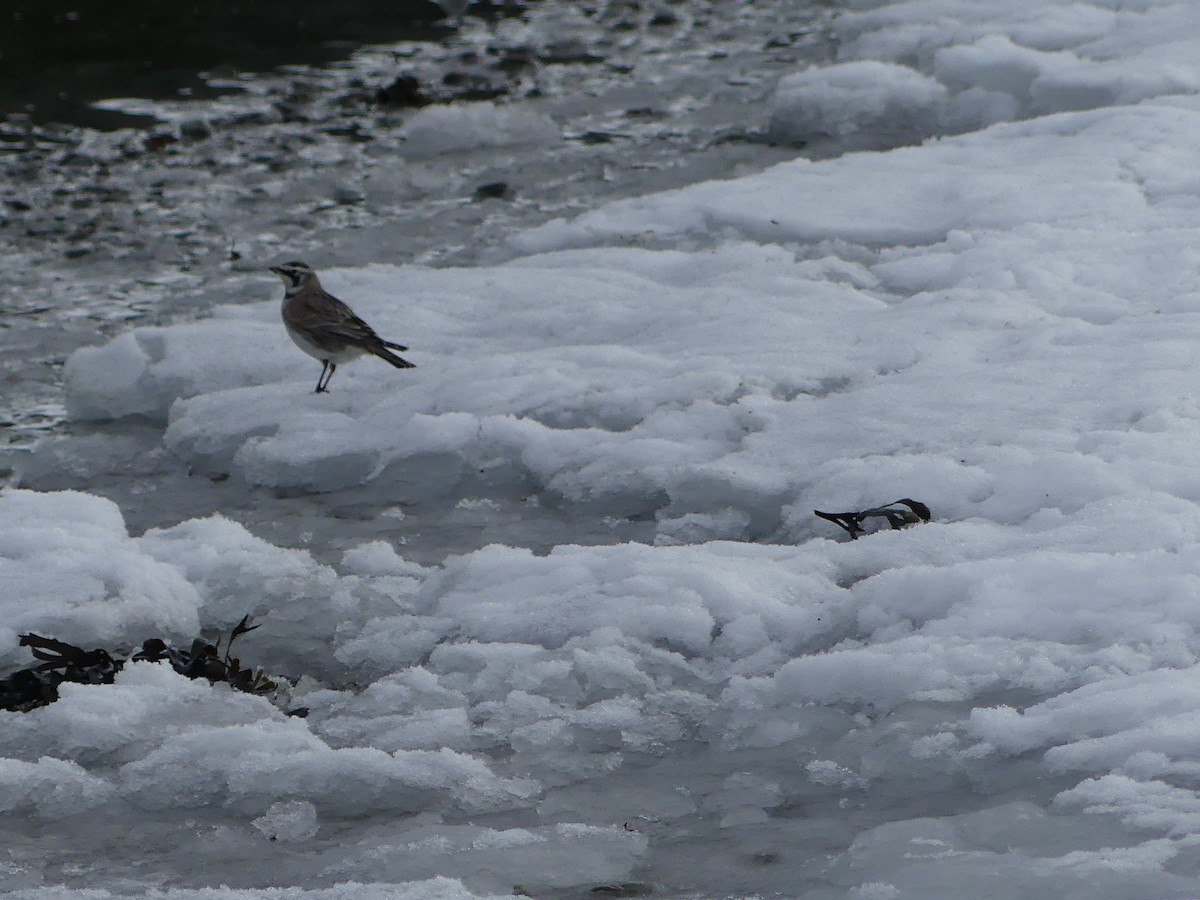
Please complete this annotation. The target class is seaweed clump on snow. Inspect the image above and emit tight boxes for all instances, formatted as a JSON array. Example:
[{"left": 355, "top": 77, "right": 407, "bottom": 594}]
[{"left": 0, "top": 616, "right": 303, "bottom": 715}]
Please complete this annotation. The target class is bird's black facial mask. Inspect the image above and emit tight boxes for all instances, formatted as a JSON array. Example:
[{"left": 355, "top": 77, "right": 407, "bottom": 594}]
[{"left": 271, "top": 265, "right": 302, "bottom": 286}]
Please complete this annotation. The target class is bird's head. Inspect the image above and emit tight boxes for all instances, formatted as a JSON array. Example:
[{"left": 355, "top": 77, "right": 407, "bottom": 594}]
[{"left": 270, "top": 261, "right": 317, "bottom": 290}]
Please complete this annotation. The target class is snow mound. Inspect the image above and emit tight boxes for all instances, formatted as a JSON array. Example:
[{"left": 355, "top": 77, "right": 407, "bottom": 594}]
[
  {"left": 0, "top": 487, "right": 431, "bottom": 679},
  {"left": 0, "top": 489, "right": 202, "bottom": 669},
  {"left": 766, "top": 0, "right": 1200, "bottom": 151},
  {"left": 767, "top": 60, "right": 948, "bottom": 152},
  {"left": 515, "top": 99, "right": 1187, "bottom": 252},
  {"left": 65, "top": 309, "right": 295, "bottom": 423},
  {"left": 0, "top": 659, "right": 546, "bottom": 891}
]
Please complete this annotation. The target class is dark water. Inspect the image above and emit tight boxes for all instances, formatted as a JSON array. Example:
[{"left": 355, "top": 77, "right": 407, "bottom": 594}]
[{"left": 0, "top": 0, "right": 522, "bottom": 128}]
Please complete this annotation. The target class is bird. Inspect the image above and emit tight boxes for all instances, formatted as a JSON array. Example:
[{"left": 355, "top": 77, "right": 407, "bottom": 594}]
[{"left": 270, "top": 261, "right": 415, "bottom": 393}]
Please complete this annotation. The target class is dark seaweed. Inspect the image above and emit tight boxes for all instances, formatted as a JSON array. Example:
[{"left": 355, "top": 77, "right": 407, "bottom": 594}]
[
  {"left": 813, "top": 499, "right": 932, "bottom": 540},
  {"left": 2, "top": 616, "right": 280, "bottom": 712}
]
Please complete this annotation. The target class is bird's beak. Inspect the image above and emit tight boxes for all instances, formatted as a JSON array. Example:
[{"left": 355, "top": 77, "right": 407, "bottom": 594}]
[{"left": 268, "top": 265, "right": 283, "bottom": 274}]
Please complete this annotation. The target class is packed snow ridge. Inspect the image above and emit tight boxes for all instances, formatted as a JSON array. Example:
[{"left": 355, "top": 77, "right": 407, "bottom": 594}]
[{"left": 9, "top": 0, "right": 1200, "bottom": 897}]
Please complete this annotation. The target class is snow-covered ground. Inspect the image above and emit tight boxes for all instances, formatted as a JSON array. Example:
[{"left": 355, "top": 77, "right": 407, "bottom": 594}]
[
  {"left": 0, "top": 0, "right": 818, "bottom": 455},
  {"left": 8, "top": 0, "right": 1200, "bottom": 897}
]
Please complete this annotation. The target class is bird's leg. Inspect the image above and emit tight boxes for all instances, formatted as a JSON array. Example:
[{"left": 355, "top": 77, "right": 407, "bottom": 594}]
[
  {"left": 315, "top": 361, "right": 330, "bottom": 393},
  {"left": 319, "top": 362, "right": 337, "bottom": 393}
]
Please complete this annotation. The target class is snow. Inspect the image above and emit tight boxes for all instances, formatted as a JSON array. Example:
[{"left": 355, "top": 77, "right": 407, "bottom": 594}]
[
  {"left": 12, "top": 0, "right": 1200, "bottom": 896},
  {"left": 0, "top": 490, "right": 202, "bottom": 668},
  {"left": 767, "top": 60, "right": 948, "bottom": 152},
  {"left": 64, "top": 315, "right": 296, "bottom": 424}
]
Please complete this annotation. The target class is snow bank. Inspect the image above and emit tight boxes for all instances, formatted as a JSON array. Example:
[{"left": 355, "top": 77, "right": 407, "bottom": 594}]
[
  {"left": 767, "top": 0, "right": 1200, "bottom": 149},
  {"left": 21, "top": 0, "right": 1200, "bottom": 896},
  {"left": 0, "top": 489, "right": 202, "bottom": 669},
  {"left": 10, "top": 484, "right": 1200, "bottom": 893},
  {"left": 3, "top": 661, "right": 532, "bottom": 817},
  {"left": 516, "top": 99, "right": 1188, "bottom": 250},
  {"left": 57, "top": 98, "right": 1200, "bottom": 549},
  {"left": 768, "top": 60, "right": 948, "bottom": 152},
  {"left": 0, "top": 487, "right": 426, "bottom": 677},
  {"left": 65, "top": 308, "right": 295, "bottom": 423}
]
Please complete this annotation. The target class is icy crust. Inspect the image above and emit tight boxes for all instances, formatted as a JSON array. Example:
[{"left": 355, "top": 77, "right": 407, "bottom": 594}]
[
  {"left": 65, "top": 309, "right": 296, "bottom": 424},
  {"left": 767, "top": 0, "right": 1200, "bottom": 150},
  {"left": 67, "top": 244, "right": 890, "bottom": 526},
  {"left": 515, "top": 98, "right": 1195, "bottom": 252},
  {"left": 0, "top": 492, "right": 657, "bottom": 894},
  {"left": 1, "top": 663, "right": 533, "bottom": 818},
  {"left": 0, "top": 488, "right": 409, "bottom": 678},
  {"left": 61, "top": 100, "right": 1200, "bottom": 544},
  {"left": 0, "top": 490, "right": 202, "bottom": 667},
  {"left": 10, "top": 489, "right": 1200, "bottom": 893},
  {"left": 29, "top": 2, "right": 1200, "bottom": 897}
]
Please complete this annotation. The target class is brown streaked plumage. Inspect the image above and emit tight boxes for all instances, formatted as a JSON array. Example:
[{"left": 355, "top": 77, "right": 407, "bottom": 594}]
[{"left": 271, "top": 261, "right": 414, "bottom": 393}]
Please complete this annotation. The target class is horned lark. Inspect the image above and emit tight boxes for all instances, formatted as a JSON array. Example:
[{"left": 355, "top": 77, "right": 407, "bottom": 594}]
[{"left": 271, "top": 261, "right": 415, "bottom": 393}]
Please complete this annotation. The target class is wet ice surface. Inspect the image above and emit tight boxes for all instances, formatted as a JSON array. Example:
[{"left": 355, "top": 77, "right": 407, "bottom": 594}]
[{"left": 12, "top": 0, "right": 1200, "bottom": 897}]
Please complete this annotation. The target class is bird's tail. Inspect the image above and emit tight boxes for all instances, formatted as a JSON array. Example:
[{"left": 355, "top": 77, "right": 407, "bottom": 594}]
[
  {"left": 382, "top": 340, "right": 409, "bottom": 351},
  {"left": 371, "top": 344, "right": 416, "bottom": 369}
]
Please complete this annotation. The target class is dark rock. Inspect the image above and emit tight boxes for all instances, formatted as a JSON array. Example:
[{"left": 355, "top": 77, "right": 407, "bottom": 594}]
[
  {"left": 573, "top": 131, "right": 627, "bottom": 145},
  {"left": 229, "top": 109, "right": 280, "bottom": 127},
  {"left": 178, "top": 117, "right": 213, "bottom": 140},
  {"left": 277, "top": 103, "right": 313, "bottom": 123},
  {"left": 473, "top": 181, "right": 511, "bottom": 200},
  {"left": 320, "top": 122, "right": 374, "bottom": 142},
  {"left": 540, "top": 39, "right": 606, "bottom": 65},
  {"left": 492, "top": 45, "right": 538, "bottom": 75},
  {"left": 376, "top": 73, "right": 431, "bottom": 107},
  {"left": 441, "top": 71, "right": 510, "bottom": 102},
  {"left": 331, "top": 183, "right": 365, "bottom": 205},
  {"left": 589, "top": 885, "right": 655, "bottom": 898},
  {"left": 143, "top": 130, "right": 178, "bottom": 152}
]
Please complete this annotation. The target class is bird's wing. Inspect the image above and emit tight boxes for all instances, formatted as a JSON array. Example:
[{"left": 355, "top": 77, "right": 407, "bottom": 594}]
[{"left": 286, "top": 292, "right": 386, "bottom": 351}]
